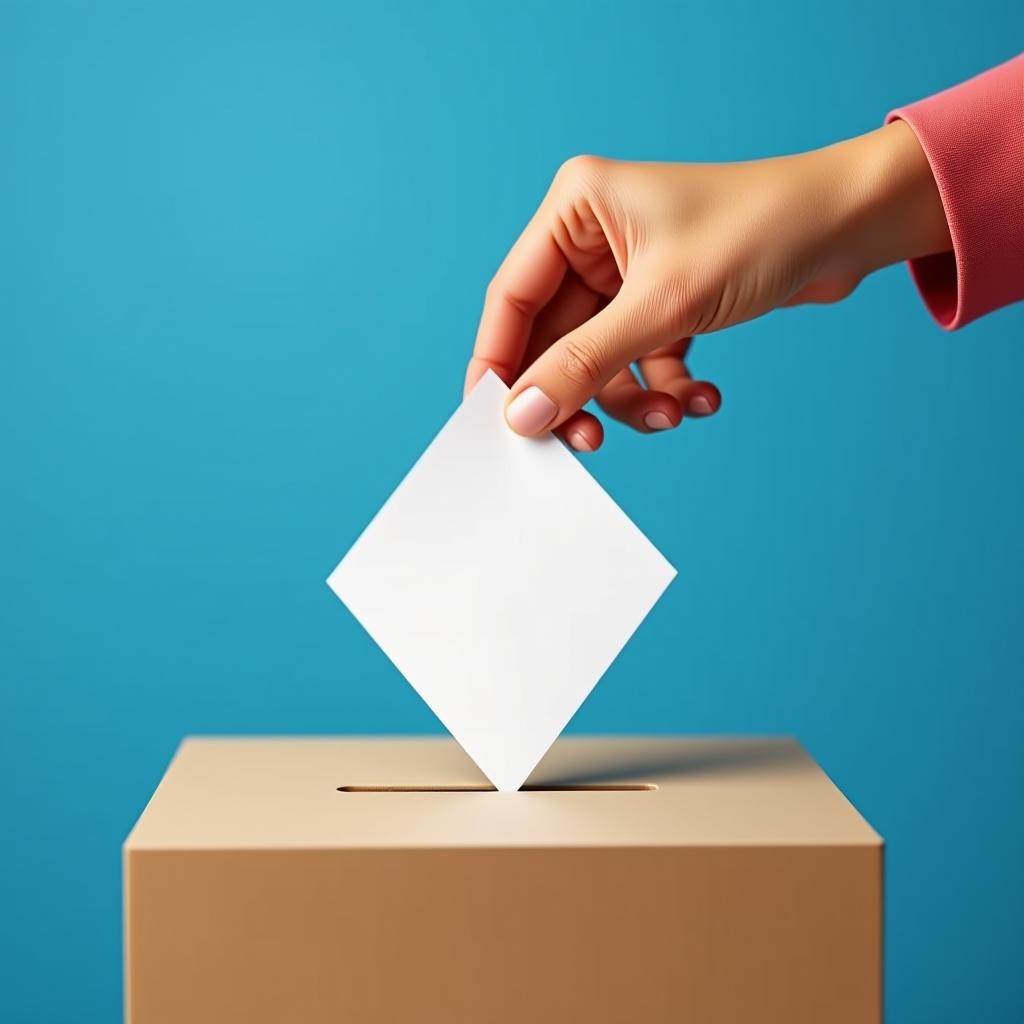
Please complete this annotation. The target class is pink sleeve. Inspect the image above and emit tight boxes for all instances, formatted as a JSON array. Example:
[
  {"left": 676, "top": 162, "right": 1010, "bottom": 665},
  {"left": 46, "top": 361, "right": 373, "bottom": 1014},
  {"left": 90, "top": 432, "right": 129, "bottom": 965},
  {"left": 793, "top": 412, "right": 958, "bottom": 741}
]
[{"left": 886, "top": 53, "right": 1024, "bottom": 330}]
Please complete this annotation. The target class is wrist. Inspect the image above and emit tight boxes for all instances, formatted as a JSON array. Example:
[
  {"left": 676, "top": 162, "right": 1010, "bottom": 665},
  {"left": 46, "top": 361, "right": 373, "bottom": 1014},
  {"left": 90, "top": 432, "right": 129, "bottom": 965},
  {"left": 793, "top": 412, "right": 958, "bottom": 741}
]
[{"left": 824, "top": 120, "right": 952, "bottom": 280}]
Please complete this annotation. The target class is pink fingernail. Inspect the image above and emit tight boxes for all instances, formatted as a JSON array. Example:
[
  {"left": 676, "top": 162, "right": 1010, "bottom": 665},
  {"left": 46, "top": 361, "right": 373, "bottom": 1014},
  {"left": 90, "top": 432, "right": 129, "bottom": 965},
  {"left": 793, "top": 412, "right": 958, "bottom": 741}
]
[
  {"left": 688, "top": 395, "right": 714, "bottom": 416},
  {"left": 506, "top": 386, "right": 558, "bottom": 435},
  {"left": 569, "top": 431, "right": 594, "bottom": 453},
  {"left": 644, "top": 411, "right": 674, "bottom": 431}
]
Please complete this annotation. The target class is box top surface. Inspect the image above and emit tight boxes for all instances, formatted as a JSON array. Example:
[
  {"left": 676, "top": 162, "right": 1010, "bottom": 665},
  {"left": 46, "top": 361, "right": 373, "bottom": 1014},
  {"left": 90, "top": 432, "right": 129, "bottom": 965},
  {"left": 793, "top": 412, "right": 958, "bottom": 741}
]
[{"left": 125, "top": 737, "right": 880, "bottom": 850}]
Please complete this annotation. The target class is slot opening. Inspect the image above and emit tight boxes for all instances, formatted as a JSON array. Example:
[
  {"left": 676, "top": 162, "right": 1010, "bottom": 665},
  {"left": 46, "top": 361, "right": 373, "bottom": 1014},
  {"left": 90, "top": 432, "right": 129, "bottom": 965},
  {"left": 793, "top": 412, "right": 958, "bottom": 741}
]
[{"left": 337, "top": 783, "right": 658, "bottom": 793}]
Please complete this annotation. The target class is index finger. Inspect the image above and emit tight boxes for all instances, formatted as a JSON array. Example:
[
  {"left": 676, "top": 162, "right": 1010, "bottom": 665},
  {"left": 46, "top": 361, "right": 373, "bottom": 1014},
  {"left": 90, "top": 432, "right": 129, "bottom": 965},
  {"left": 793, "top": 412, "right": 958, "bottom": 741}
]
[{"left": 465, "top": 207, "right": 567, "bottom": 396}]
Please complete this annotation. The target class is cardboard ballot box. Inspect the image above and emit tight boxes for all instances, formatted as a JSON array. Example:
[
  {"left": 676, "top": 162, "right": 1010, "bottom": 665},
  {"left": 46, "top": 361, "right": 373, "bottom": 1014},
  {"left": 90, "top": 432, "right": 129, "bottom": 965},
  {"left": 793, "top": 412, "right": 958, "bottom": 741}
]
[{"left": 124, "top": 737, "right": 882, "bottom": 1023}]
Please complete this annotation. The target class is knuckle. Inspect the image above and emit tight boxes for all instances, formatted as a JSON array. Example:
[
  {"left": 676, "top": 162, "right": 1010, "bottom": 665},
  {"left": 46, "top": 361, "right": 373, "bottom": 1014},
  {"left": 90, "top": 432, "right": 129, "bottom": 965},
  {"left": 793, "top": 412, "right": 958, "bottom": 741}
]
[
  {"left": 554, "top": 153, "right": 606, "bottom": 189},
  {"left": 485, "top": 272, "right": 537, "bottom": 318},
  {"left": 558, "top": 337, "right": 607, "bottom": 388}
]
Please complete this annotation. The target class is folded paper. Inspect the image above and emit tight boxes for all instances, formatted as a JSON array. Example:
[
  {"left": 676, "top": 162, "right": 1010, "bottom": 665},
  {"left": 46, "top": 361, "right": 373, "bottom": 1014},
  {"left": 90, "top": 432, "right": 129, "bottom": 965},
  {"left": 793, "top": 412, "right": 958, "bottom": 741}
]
[{"left": 327, "top": 370, "right": 676, "bottom": 790}]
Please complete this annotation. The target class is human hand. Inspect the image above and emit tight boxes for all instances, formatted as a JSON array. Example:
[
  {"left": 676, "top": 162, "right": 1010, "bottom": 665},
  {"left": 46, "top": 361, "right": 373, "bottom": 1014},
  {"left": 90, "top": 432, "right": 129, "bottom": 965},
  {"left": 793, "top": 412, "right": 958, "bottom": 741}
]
[{"left": 466, "top": 120, "right": 950, "bottom": 451}]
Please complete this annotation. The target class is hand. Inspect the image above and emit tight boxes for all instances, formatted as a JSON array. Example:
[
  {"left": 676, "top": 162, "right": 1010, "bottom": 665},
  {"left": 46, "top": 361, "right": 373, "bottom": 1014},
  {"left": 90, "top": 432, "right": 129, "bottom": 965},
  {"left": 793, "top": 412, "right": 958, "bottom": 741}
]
[{"left": 466, "top": 120, "right": 951, "bottom": 451}]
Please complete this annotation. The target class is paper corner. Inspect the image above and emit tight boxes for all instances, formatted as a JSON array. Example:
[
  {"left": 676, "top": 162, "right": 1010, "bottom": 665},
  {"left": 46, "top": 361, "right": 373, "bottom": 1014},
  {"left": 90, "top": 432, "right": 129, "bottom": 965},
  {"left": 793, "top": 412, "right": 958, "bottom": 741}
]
[{"left": 325, "top": 563, "right": 345, "bottom": 598}]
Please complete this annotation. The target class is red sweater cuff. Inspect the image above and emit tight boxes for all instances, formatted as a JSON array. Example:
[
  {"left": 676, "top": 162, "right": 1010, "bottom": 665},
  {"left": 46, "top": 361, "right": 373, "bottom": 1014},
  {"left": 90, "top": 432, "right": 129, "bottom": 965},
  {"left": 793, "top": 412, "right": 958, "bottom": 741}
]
[{"left": 886, "top": 53, "right": 1024, "bottom": 330}]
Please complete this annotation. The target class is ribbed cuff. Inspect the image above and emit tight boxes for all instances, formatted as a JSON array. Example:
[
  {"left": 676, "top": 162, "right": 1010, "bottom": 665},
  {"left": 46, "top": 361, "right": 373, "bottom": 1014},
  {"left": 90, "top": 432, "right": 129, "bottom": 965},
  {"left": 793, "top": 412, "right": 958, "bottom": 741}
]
[{"left": 886, "top": 53, "right": 1024, "bottom": 330}]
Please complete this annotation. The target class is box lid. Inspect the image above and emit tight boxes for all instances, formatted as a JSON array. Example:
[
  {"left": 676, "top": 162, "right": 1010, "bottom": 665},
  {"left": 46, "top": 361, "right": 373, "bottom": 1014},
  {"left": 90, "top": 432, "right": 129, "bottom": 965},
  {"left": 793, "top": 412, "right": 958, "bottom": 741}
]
[{"left": 124, "top": 737, "right": 880, "bottom": 850}]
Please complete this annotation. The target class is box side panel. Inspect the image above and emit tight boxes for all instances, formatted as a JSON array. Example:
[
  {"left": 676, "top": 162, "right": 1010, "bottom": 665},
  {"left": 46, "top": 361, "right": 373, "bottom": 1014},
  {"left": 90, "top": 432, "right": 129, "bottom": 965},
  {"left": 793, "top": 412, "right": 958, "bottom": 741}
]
[{"left": 126, "top": 845, "right": 881, "bottom": 1024}]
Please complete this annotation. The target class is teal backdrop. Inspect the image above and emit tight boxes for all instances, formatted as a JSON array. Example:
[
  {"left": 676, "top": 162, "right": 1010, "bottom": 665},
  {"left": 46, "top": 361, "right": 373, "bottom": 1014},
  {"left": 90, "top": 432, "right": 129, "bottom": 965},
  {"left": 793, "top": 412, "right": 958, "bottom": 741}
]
[{"left": 2, "top": 2, "right": 1022, "bottom": 1020}]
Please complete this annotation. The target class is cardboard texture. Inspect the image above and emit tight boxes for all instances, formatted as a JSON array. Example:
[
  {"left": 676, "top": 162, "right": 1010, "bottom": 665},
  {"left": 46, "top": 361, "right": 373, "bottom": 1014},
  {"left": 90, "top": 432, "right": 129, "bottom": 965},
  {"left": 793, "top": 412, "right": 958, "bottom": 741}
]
[{"left": 124, "top": 737, "right": 883, "bottom": 1023}]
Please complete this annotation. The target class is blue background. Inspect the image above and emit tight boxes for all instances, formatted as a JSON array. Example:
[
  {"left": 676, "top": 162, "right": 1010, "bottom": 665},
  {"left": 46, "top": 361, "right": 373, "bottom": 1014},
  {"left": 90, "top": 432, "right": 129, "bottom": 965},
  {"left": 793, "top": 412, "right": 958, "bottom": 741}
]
[{"left": 2, "top": 2, "right": 1022, "bottom": 1020}]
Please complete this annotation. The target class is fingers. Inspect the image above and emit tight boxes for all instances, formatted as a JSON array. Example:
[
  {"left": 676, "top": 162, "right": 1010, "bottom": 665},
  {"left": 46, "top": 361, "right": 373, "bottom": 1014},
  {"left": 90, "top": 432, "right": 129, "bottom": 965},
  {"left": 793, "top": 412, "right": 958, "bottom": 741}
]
[
  {"left": 519, "top": 277, "right": 606, "bottom": 453},
  {"left": 466, "top": 207, "right": 566, "bottom": 396},
  {"left": 560, "top": 409, "right": 605, "bottom": 452},
  {"left": 637, "top": 339, "right": 721, "bottom": 421},
  {"left": 519, "top": 274, "right": 604, "bottom": 375},
  {"left": 595, "top": 367, "right": 682, "bottom": 433},
  {"left": 504, "top": 280, "right": 678, "bottom": 436}
]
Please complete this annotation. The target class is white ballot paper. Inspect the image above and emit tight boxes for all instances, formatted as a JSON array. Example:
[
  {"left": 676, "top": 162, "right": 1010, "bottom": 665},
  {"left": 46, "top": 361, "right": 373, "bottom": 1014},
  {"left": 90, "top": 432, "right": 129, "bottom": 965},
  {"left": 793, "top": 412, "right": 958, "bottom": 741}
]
[{"left": 327, "top": 370, "right": 676, "bottom": 791}]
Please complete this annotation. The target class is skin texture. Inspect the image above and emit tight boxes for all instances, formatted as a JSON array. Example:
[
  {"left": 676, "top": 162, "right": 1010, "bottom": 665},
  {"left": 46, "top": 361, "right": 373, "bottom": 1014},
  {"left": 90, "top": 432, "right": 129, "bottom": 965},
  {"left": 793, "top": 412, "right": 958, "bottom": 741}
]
[{"left": 466, "top": 119, "right": 952, "bottom": 451}]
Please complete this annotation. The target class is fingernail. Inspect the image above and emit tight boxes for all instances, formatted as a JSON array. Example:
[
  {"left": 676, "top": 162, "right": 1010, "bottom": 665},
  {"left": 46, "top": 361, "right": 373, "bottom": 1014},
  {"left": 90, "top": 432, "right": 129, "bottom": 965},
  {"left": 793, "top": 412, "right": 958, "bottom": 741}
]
[
  {"left": 569, "top": 431, "right": 594, "bottom": 453},
  {"left": 688, "top": 395, "right": 714, "bottom": 416},
  {"left": 644, "top": 411, "right": 674, "bottom": 431},
  {"left": 506, "top": 386, "right": 558, "bottom": 434}
]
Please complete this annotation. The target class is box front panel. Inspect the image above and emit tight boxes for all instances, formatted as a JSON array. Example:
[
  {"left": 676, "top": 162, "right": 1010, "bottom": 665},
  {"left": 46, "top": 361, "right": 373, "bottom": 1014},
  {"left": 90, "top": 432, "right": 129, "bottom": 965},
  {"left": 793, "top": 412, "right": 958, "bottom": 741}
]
[{"left": 126, "top": 845, "right": 880, "bottom": 1024}]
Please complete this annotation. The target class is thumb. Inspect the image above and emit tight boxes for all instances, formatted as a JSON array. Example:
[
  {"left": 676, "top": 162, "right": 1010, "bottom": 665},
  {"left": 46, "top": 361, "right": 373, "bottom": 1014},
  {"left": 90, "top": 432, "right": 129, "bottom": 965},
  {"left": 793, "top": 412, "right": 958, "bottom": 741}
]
[{"left": 504, "top": 283, "right": 679, "bottom": 436}]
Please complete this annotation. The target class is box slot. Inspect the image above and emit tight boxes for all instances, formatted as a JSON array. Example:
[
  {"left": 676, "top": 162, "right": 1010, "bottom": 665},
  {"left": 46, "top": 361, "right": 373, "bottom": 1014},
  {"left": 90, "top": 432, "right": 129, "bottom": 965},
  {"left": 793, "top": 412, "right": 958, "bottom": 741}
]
[{"left": 337, "top": 783, "right": 658, "bottom": 793}]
